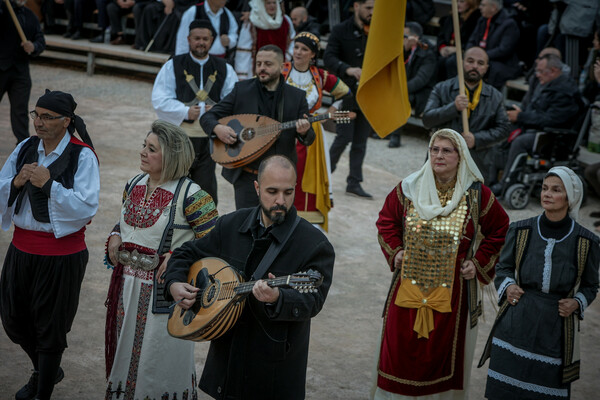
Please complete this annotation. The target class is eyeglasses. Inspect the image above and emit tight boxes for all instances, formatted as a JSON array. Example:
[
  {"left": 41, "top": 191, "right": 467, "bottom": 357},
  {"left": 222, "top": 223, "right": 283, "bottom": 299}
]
[
  {"left": 29, "top": 111, "right": 65, "bottom": 122},
  {"left": 429, "top": 146, "right": 457, "bottom": 156}
]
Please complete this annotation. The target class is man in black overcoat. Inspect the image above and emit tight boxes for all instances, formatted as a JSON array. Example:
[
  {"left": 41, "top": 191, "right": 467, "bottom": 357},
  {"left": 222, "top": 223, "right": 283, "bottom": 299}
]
[
  {"left": 201, "top": 44, "right": 314, "bottom": 209},
  {"left": 0, "top": 0, "right": 45, "bottom": 144},
  {"left": 323, "top": 0, "right": 374, "bottom": 199},
  {"left": 165, "top": 155, "right": 335, "bottom": 400}
]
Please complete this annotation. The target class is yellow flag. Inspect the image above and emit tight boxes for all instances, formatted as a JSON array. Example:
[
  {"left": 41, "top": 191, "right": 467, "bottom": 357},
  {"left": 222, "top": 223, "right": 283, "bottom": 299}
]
[{"left": 356, "top": 0, "right": 411, "bottom": 138}]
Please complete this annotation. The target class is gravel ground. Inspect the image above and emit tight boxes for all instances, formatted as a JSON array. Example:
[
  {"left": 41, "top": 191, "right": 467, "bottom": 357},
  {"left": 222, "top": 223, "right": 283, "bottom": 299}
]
[{"left": 1, "top": 62, "right": 599, "bottom": 399}]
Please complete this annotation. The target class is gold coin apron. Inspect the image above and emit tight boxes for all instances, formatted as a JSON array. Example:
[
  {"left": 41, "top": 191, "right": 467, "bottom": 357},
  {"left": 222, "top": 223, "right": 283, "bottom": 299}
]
[{"left": 395, "top": 196, "right": 468, "bottom": 339}]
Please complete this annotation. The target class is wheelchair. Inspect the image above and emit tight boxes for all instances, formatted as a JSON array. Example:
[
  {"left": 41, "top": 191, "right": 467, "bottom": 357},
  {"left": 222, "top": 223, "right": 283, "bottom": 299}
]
[{"left": 500, "top": 106, "right": 592, "bottom": 210}]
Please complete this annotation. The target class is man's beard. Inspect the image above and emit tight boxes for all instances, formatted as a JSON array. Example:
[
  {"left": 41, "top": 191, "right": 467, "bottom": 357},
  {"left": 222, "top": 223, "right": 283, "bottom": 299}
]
[
  {"left": 465, "top": 70, "right": 482, "bottom": 84},
  {"left": 258, "top": 71, "right": 279, "bottom": 86},
  {"left": 191, "top": 47, "right": 209, "bottom": 59},
  {"left": 360, "top": 14, "right": 371, "bottom": 26},
  {"left": 261, "top": 204, "right": 288, "bottom": 225}
]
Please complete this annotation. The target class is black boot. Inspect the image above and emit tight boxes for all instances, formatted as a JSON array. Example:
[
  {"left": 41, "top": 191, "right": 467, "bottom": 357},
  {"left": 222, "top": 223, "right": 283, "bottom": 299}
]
[
  {"left": 388, "top": 132, "right": 401, "bottom": 148},
  {"left": 36, "top": 352, "right": 64, "bottom": 400}
]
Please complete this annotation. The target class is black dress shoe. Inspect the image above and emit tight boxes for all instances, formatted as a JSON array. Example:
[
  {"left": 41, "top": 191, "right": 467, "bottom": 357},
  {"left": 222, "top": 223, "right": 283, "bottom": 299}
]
[
  {"left": 15, "top": 367, "right": 64, "bottom": 400},
  {"left": 70, "top": 30, "right": 82, "bottom": 40},
  {"left": 388, "top": 134, "right": 401, "bottom": 148},
  {"left": 62, "top": 31, "right": 73, "bottom": 38},
  {"left": 15, "top": 371, "right": 38, "bottom": 400},
  {"left": 346, "top": 183, "right": 373, "bottom": 199},
  {"left": 90, "top": 34, "right": 104, "bottom": 43}
]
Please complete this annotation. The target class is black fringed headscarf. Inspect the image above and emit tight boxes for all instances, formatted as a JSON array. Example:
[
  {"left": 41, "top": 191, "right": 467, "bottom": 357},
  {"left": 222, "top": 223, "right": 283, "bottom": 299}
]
[
  {"left": 36, "top": 89, "right": 94, "bottom": 149},
  {"left": 189, "top": 19, "right": 216, "bottom": 38}
]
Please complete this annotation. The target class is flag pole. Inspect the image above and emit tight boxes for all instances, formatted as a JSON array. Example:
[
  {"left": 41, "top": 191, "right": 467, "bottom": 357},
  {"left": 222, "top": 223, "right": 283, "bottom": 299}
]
[
  {"left": 4, "top": 0, "right": 28, "bottom": 44},
  {"left": 451, "top": 0, "right": 469, "bottom": 134}
]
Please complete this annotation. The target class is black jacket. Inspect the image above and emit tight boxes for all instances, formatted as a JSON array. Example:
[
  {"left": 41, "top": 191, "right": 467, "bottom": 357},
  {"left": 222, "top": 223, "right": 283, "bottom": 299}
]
[
  {"left": 423, "top": 77, "right": 509, "bottom": 149},
  {"left": 295, "top": 17, "right": 321, "bottom": 37},
  {"left": 200, "top": 78, "right": 315, "bottom": 184},
  {"left": 467, "top": 8, "right": 520, "bottom": 88},
  {"left": 165, "top": 206, "right": 335, "bottom": 399},
  {"left": 422, "top": 77, "right": 510, "bottom": 182},
  {"left": 437, "top": 9, "right": 481, "bottom": 51},
  {"left": 0, "top": 1, "right": 45, "bottom": 71},
  {"left": 517, "top": 73, "right": 581, "bottom": 130},
  {"left": 323, "top": 16, "right": 367, "bottom": 97},
  {"left": 406, "top": 43, "right": 437, "bottom": 115}
]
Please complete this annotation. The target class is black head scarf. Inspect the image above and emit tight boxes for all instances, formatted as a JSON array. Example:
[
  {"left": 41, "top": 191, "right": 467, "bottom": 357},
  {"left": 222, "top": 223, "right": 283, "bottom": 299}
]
[
  {"left": 294, "top": 32, "right": 320, "bottom": 55},
  {"left": 35, "top": 89, "right": 94, "bottom": 148},
  {"left": 189, "top": 19, "right": 216, "bottom": 39}
]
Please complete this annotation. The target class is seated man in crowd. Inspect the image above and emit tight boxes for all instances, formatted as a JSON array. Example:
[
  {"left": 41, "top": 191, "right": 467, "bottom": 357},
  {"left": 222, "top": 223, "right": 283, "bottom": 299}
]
[
  {"left": 492, "top": 53, "right": 582, "bottom": 194},
  {"left": 174, "top": 0, "right": 238, "bottom": 57},
  {"left": 466, "top": 0, "right": 520, "bottom": 89},
  {"left": 422, "top": 46, "right": 510, "bottom": 184},
  {"left": 137, "top": 0, "right": 196, "bottom": 53},
  {"left": 290, "top": 6, "right": 320, "bottom": 37},
  {"left": 388, "top": 21, "right": 437, "bottom": 148}
]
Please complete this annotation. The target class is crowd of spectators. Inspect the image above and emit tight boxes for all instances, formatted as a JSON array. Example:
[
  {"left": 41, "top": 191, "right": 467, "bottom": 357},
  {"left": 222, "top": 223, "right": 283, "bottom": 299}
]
[{"left": 35, "top": 0, "right": 600, "bottom": 195}]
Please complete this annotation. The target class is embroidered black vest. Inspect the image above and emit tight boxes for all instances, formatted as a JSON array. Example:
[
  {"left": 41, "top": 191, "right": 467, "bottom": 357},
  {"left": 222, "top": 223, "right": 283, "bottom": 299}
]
[
  {"left": 12, "top": 136, "right": 85, "bottom": 223},
  {"left": 173, "top": 53, "right": 228, "bottom": 107},
  {"left": 195, "top": 3, "right": 230, "bottom": 38}
]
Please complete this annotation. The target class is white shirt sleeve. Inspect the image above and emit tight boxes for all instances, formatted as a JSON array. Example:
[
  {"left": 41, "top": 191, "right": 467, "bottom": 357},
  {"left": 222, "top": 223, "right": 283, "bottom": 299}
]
[
  {"left": 175, "top": 6, "right": 195, "bottom": 56},
  {"left": 221, "top": 63, "right": 239, "bottom": 99},
  {"left": 48, "top": 147, "right": 100, "bottom": 238},
  {"left": 0, "top": 141, "right": 26, "bottom": 231},
  {"left": 225, "top": 8, "right": 239, "bottom": 49},
  {"left": 152, "top": 59, "right": 189, "bottom": 125}
]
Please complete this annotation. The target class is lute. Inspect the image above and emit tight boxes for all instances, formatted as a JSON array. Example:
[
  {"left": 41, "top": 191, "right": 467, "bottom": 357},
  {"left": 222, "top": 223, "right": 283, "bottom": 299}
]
[
  {"left": 167, "top": 257, "right": 323, "bottom": 342},
  {"left": 211, "top": 111, "right": 355, "bottom": 169}
]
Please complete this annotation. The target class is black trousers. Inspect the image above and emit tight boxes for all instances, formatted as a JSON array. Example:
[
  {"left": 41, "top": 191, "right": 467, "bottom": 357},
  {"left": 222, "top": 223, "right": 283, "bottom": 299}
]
[
  {"left": 190, "top": 137, "right": 218, "bottom": 205},
  {"left": 0, "top": 65, "right": 31, "bottom": 143},
  {"left": 501, "top": 131, "right": 537, "bottom": 184},
  {"left": 0, "top": 244, "right": 88, "bottom": 354},
  {"left": 329, "top": 108, "right": 372, "bottom": 185},
  {"left": 106, "top": 2, "right": 132, "bottom": 35},
  {"left": 132, "top": 0, "right": 152, "bottom": 48}
]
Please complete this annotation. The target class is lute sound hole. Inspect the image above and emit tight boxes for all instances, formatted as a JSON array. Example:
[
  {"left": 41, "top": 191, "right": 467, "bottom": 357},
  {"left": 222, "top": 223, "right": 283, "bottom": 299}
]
[{"left": 241, "top": 128, "right": 255, "bottom": 141}]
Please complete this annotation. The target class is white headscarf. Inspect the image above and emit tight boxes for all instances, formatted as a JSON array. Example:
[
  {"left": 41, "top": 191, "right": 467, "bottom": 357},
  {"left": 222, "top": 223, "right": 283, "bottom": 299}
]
[
  {"left": 401, "top": 129, "right": 484, "bottom": 221},
  {"left": 249, "top": 0, "right": 283, "bottom": 30},
  {"left": 546, "top": 166, "right": 583, "bottom": 221}
]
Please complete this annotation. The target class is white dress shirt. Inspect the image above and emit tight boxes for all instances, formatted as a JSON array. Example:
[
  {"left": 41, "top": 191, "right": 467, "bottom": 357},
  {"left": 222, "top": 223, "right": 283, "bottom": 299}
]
[
  {"left": 151, "top": 53, "right": 238, "bottom": 125},
  {"left": 175, "top": 3, "right": 239, "bottom": 57}
]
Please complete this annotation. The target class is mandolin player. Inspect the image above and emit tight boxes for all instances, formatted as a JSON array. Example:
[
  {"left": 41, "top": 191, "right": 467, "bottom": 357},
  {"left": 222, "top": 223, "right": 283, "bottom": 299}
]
[
  {"left": 165, "top": 155, "right": 335, "bottom": 399},
  {"left": 200, "top": 44, "right": 314, "bottom": 210},
  {"left": 152, "top": 19, "right": 238, "bottom": 205}
]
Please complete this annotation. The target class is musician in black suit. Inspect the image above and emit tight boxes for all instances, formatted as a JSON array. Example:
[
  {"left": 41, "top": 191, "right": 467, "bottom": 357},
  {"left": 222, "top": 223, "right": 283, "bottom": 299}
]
[
  {"left": 165, "top": 155, "right": 335, "bottom": 400},
  {"left": 200, "top": 44, "right": 314, "bottom": 209}
]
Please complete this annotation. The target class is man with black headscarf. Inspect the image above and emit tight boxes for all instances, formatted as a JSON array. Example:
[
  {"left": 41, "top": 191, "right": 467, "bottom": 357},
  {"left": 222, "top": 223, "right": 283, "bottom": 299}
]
[
  {"left": 201, "top": 44, "right": 314, "bottom": 209},
  {"left": 0, "top": 90, "right": 100, "bottom": 400},
  {"left": 0, "top": 0, "right": 45, "bottom": 144}
]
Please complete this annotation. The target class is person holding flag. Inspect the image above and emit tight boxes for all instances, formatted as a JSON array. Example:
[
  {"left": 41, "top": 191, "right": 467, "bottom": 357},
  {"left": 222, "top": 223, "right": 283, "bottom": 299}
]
[{"left": 282, "top": 31, "right": 351, "bottom": 231}]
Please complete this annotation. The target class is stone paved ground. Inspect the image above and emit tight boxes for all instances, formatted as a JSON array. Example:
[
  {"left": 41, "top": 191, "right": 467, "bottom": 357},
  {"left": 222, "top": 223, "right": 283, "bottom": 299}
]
[{"left": 1, "top": 63, "right": 599, "bottom": 399}]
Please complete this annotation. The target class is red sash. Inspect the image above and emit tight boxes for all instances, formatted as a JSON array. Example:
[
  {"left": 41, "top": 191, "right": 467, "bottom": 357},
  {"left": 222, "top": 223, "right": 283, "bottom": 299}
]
[{"left": 12, "top": 226, "right": 87, "bottom": 256}]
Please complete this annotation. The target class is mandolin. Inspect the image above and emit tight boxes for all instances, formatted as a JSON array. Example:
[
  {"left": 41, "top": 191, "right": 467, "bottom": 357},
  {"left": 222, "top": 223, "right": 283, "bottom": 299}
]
[
  {"left": 167, "top": 257, "right": 323, "bottom": 342},
  {"left": 210, "top": 111, "right": 355, "bottom": 169}
]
